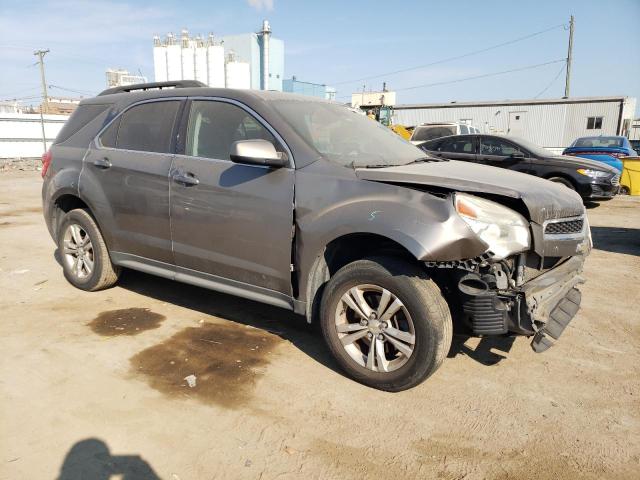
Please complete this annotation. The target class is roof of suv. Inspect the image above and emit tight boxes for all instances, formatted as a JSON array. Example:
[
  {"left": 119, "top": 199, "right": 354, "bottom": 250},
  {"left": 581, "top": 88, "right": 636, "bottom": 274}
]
[{"left": 86, "top": 81, "right": 327, "bottom": 108}]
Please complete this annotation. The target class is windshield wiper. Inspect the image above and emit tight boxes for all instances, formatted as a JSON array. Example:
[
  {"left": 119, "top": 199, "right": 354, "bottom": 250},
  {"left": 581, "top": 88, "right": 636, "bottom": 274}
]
[{"left": 409, "top": 156, "right": 447, "bottom": 164}]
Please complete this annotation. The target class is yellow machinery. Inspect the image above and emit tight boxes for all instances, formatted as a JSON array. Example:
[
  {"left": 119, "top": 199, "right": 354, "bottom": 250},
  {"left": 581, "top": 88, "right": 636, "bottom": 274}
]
[
  {"left": 390, "top": 124, "right": 412, "bottom": 140},
  {"left": 620, "top": 156, "right": 640, "bottom": 195}
]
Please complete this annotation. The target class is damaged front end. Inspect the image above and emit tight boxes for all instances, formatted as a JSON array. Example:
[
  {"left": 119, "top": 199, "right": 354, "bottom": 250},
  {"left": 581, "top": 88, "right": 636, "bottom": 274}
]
[{"left": 427, "top": 194, "right": 591, "bottom": 353}]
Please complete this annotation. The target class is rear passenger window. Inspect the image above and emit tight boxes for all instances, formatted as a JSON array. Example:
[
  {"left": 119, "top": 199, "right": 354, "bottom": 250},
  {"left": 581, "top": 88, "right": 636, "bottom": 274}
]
[
  {"left": 186, "top": 100, "right": 281, "bottom": 160},
  {"left": 102, "top": 101, "right": 180, "bottom": 153}
]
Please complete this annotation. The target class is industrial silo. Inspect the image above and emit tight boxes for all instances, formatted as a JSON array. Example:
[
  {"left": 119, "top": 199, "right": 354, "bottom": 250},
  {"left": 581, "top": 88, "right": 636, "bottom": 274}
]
[
  {"left": 180, "top": 29, "right": 196, "bottom": 80},
  {"left": 194, "top": 36, "right": 208, "bottom": 85},
  {"left": 165, "top": 33, "right": 182, "bottom": 81},
  {"left": 206, "top": 34, "right": 225, "bottom": 88},
  {"left": 152, "top": 36, "right": 167, "bottom": 82}
]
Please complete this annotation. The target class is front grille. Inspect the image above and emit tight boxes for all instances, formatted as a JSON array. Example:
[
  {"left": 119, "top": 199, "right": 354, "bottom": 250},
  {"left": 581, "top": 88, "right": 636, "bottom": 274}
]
[
  {"left": 611, "top": 175, "right": 620, "bottom": 186},
  {"left": 545, "top": 218, "right": 584, "bottom": 235}
]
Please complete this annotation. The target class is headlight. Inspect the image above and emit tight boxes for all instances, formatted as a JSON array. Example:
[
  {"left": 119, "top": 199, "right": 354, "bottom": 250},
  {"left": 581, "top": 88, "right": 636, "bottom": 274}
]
[
  {"left": 454, "top": 193, "right": 530, "bottom": 260},
  {"left": 577, "top": 168, "right": 609, "bottom": 178}
]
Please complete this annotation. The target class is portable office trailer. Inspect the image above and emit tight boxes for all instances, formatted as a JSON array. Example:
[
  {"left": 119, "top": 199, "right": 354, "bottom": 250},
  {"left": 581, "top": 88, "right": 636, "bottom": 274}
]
[{"left": 393, "top": 96, "right": 637, "bottom": 153}]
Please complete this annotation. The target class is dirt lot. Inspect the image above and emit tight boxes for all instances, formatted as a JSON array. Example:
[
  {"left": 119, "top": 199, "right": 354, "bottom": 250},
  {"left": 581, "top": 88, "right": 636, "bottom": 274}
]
[{"left": 1, "top": 170, "right": 639, "bottom": 480}]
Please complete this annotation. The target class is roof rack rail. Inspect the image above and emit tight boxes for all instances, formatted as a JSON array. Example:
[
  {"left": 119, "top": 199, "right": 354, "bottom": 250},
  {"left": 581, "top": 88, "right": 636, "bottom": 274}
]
[{"left": 98, "top": 80, "right": 207, "bottom": 96}]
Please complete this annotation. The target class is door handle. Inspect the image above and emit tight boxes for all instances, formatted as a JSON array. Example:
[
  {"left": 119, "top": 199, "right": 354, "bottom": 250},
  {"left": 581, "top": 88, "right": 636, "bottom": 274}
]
[
  {"left": 93, "top": 157, "right": 111, "bottom": 169},
  {"left": 172, "top": 171, "right": 200, "bottom": 186}
]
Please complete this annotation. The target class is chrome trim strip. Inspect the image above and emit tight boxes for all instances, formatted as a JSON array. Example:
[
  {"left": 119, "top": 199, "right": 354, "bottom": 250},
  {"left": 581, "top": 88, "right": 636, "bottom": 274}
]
[{"left": 542, "top": 215, "right": 586, "bottom": 240}]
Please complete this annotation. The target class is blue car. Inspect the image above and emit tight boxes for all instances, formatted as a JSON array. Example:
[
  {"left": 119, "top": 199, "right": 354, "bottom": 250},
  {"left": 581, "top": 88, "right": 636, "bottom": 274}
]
[{"left": 563, "top": 136, "right": 638, "bottom": 173}]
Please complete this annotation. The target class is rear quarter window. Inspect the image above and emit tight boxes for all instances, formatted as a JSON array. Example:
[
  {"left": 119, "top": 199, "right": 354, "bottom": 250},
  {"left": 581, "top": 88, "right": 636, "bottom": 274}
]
[{"left": 55, "top": 104, "right": 110, "bottom": 144}]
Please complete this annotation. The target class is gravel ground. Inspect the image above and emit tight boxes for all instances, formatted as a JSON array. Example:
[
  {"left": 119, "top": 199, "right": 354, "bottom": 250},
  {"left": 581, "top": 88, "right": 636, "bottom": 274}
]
[{"left": 1, "top": 170, "right": 639, "bottom": 480}]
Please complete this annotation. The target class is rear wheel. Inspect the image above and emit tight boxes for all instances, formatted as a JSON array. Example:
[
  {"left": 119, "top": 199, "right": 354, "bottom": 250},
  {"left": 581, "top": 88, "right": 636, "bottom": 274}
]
[
  {"left": 548, "top": 176, "right": 574, "bottom": 190},
  {"left": 620, "top": 186, "right": 630, "bottom": 195},
  {"left": 57, "top": 209, "right": 120, "bottom": 291},
  {"left": 320, "top": 257, "right": 452, "bottom": 391}
]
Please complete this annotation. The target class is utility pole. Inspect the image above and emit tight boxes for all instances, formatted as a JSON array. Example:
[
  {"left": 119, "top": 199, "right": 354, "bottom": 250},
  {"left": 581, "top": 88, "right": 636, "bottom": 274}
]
[
  {"left": 34, "top": 49, "right": 50, "bottom": 153},
  {"left": 564, "top": 15, "right": 574, "bottom": 98}
]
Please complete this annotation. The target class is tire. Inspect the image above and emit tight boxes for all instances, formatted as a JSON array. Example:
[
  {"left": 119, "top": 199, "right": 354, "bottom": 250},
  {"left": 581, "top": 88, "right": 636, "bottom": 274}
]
[
  {"left": 320, "top": 257, "right": 452, "bottom": 391},
  {"left": 548, "top": 176, "right": 574, "bottom": 190},
  {"left": 57, "top": 209, "right": 120, "bottom": 291},
  {"left": 620, "top": 186, "right": 630, "bottom": 195}
]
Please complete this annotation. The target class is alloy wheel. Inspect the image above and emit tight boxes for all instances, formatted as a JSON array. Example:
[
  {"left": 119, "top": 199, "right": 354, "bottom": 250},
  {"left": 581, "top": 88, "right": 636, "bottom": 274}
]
[
  {"left": 62, "top": 223, "right": 94, "bottom": 280},
  {"left": 334, "top": 284, "right": 416, "bottom": 373}
]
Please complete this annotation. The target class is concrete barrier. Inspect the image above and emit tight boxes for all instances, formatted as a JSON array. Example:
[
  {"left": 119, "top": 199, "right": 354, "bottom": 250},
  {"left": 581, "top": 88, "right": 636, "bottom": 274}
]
[{"left": 0, "top": 113, "right": 69, "bottom": 159}]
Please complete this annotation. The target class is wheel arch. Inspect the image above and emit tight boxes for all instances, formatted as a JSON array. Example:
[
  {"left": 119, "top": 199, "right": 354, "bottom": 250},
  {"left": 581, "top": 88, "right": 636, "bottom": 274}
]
[
  {"left": 303, "top": 232, "right": 420, "bottom": 324},
  {"left": 50, "top": 192, "right": 112, "bottom": 251},
  {"left": 543, "top": 172, "right": 577, "bottom": 189}
]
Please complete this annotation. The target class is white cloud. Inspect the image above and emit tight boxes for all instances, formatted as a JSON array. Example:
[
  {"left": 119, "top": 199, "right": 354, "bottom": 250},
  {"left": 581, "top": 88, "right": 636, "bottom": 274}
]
[{"left": 247, "top": 0, "right": 274, "bottom": 11}]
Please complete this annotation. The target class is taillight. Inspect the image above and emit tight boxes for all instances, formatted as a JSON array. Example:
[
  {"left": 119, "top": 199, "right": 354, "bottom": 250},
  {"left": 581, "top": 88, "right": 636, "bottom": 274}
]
[{"left": 41, "top": 150, "right": 52, "bottom": 178}]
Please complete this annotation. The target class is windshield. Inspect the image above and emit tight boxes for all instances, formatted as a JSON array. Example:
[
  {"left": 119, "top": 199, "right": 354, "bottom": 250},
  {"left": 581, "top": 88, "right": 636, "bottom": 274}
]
[
  {"left": 269, "top": 100, "right": 426, "bottom": 167},
  {"left": 507, "top": 137, "right": 554, "bottom": 157},
  {"left": 412, "top": 125, "right": 456, "bottom": 142},
  {"left": 573, "top": 136, "right": 624, "bottom": 148}
]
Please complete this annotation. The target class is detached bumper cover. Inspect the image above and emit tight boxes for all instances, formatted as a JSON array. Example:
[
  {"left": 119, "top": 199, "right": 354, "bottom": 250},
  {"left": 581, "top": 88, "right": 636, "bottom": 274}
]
[{"left": 521, "top": 255, "right": 586, "bottom": 352}]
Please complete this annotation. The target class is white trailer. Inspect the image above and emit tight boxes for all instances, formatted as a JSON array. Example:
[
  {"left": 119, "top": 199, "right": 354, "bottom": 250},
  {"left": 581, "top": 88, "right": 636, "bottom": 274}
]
[{"left": 393, "top": 96, "right": 637, "bottom": 154}]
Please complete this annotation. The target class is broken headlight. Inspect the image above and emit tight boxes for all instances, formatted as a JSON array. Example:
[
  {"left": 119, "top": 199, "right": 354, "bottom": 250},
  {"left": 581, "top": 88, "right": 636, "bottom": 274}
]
[{"left": 454, "top": 193, "right": 530, "bottom": 260}]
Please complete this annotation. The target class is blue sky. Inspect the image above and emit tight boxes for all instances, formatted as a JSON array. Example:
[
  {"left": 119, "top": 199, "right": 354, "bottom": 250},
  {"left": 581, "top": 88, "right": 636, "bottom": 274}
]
[{"left": 1, "top": 0, "right": 639, "bottom": 112}]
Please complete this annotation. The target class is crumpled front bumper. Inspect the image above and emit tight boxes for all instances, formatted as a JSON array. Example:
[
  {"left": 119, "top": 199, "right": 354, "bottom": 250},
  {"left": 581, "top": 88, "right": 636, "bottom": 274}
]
[{"left": 521, "top": 255, "right": 586, "bottom": 352}]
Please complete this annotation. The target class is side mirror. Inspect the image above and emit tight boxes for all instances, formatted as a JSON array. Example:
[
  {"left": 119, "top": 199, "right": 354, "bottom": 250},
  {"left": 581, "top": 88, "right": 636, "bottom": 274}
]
[
  {"left": 510, "top": 151, "right": 525, "bottom": 159},
  {"left": 230, "top": 139, "right": 287, "bottom": 168}
]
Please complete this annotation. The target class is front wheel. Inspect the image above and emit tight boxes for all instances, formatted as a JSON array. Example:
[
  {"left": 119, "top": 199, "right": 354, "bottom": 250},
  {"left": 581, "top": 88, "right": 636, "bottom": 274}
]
[
  {"left": 57, "top": 209, "right": 120, "bottom": 291},
  {"left": 320, "top": 257, "right": 452, "bottom": 391}
]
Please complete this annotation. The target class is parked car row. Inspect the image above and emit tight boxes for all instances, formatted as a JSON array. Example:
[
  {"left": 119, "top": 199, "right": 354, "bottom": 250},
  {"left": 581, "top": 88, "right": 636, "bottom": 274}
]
[{"left": 417, "top": 134, "right": 620, "bottom": 202}]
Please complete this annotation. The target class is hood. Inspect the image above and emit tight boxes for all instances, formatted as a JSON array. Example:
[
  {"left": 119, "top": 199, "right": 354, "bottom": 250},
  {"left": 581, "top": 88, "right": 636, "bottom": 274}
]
[
  {"left": 546, "top": 155, "right": 619, "bottom": 173},
  {"left": 356, "top": 160, "right": 585, "bottom": 224}
]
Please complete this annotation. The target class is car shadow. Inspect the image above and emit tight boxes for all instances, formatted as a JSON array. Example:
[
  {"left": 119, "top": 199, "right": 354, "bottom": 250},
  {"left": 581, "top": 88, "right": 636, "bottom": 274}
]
[
  {"left": 591, "top": 226, "right": 640, "bottom": 256},
  {"left": 447, "top": 334, "right": 516, "bottom": 366},
  {"left": 56, "top": 438, "right": 159, "bottom": 480},
  {"left": 116, "top": 269, "right": 343, "bottom": 375},
  {"left": 584, "top": 201, "right": 600, "bottom": 209}
]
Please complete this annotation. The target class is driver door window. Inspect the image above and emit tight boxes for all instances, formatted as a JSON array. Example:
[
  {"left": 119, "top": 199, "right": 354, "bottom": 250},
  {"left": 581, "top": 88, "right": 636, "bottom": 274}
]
[
  {"left": 480, "top": 138, "right": 521, "bottom": 157},
  {"left": 185, "top": 101, "right": 282, "bottom": 160}
]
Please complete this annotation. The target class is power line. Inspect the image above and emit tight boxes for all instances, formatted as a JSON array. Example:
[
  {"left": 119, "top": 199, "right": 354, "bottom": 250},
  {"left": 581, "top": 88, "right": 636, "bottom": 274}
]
[
  {"left": 395, "top": 59, "right": 566, "bottom": 92},
  {"left": 49, "top": 85, "right": 97, "bottom": 96},
  {"left": 331, "top": 23, "right": 566, "bottom": 86},
  {"left": 534, "top": 62, "right": 567, "bottom": 99},
  {"left": 0, "top": 95, "right": 42, "bottom": 102}
]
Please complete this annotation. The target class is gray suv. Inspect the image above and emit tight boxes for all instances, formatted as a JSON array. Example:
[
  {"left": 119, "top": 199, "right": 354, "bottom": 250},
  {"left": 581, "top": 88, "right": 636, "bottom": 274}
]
[{"left": 42, "top": 81, "right": 591, "bottom": 391}]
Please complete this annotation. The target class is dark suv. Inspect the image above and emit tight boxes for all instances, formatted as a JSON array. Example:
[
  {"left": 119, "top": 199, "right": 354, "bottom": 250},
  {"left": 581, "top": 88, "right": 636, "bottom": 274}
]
[
  {"left": 419, "top": 134, "right": 620, "bottom": 201},
  {"left": 42, "top": 81, "right": 591, "bottom": 391}
]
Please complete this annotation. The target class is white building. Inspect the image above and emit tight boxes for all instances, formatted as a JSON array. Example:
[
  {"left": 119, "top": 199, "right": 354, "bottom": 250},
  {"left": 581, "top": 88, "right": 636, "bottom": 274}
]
[
  {"left": 105, "top": 68, "right": 147, "bottom": 87},
  {"left": 0, "top": 102, "right": 22, "bottom": 114},
  {"left": 153, "top": 30, "right": 235, "bottom": 88},
  {"left": 152, "top": 21, "right": 284, "bottom": 91},
  {"left": 393, "top": 96, "right": 637, "bottom": 153}
]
